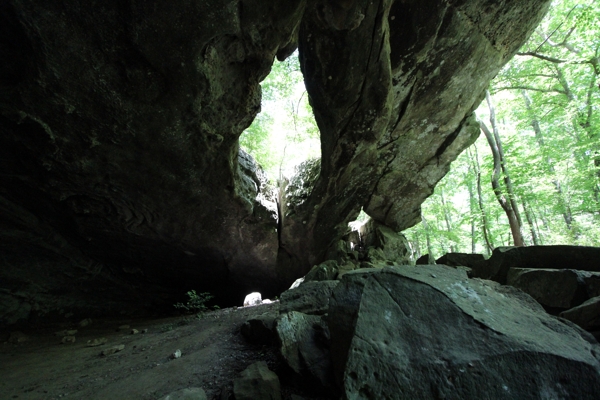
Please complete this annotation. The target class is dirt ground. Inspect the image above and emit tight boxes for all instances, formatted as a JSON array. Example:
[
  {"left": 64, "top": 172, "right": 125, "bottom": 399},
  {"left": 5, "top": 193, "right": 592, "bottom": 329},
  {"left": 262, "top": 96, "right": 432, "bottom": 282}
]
[{"left": 0, "top": 302, "right": 328, "bottom": 400}]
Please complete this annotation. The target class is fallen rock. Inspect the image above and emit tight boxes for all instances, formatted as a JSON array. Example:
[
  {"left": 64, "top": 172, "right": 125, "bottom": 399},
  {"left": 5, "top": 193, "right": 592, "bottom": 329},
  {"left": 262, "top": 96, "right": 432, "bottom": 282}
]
[
  {"left": 361, "top": 221, "right": 411, "bottom": 265},
  {"left": 279, "top": 281, "right": 338, "bottom": 315},
  {"left": 243, "top": 292, "right": 262, "bottom": 307},
  {"left": 561, "top": 296, "right": 600, "bottom": 331},
  {"left": 507, "top": 268, "right": 600, "bottom": 311},
  {"left": 101, "top": 344, "right": 125, "bottom": 356},
  {"left": 472, "top": 245, "right": 600, "bottom": 284},
  {"left": 131, "top": 329, "right": 139, "bottom": 335},
  {"left": 436, "top": 253, "right": 485, "bottom": 270},
  {"left": 328, "top": 265, "right": 600, "bottom": 399},
  {"left": 303, "top": 260, "right": 338, "bottom": 282},
  {"left": 415, "top": 254, "right": 432, "bottom": 265},
  {"left": 86, "top": 337, "right": 108, "bottom": 347},
  {"left": 233, "top": 361, "right": 281, "bottom": 400},
  {"left": 275, "top": 312, "right": 332, "bottom": 389},
  {"left": 159, "top": 387, "right": 207, "bottom": 400},
  {"left": 171, "top": 349, "right": 182, "bottom": 359},
  {"left": 241, "top": 314, "right": 276, "bottom": 345}
]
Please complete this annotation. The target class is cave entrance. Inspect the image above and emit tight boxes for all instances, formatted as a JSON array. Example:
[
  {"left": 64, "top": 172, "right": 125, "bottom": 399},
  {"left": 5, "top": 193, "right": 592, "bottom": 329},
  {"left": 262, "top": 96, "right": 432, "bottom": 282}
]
[{"left": 239, "top": 51, "right": 320, "bottom": 183}]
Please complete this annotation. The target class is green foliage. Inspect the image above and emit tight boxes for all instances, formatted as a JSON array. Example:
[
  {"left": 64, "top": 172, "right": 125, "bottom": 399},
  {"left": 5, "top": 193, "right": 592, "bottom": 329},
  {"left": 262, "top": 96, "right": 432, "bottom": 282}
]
[
  {"left": 239, "top": 51, "right": 320, "bottom": 181},
  {"left": 173, "top": 290, "right": 216, "bottom": 315},
  {"left": 405, "top": 0, "right": 600, "bottom": 257}
]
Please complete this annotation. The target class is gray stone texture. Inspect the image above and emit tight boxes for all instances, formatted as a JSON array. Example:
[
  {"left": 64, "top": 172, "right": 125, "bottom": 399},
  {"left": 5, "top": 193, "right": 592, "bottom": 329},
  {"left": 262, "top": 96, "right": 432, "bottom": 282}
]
[
  {"left": 279, "top": 280, "right": 339, "bottom": 316},
  {"left": 471, "top": 246, "right": 600, "bottom": 284},
  {"left": 275, "top": 311, "right": 332, "bottom": 388},
  {"left": 233, "top": 361, "right": 281, "bottom": 400},
  {"left": 328, "top": 265, "right": 600, "bottom": 399},
  {"left": 507, "top": 268, "right": 600, "bottom": 311},
  {"left": 561, "top": 296, "right": 600, "bottom": 331}
]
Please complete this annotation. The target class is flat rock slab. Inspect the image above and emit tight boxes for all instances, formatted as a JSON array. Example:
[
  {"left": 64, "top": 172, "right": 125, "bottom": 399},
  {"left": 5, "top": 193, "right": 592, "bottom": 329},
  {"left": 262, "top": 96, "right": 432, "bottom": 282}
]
[
  {"left": 436, "top": 253, "right": 485, "bottom": 268},
  {"left": 328, "top": 265, "right": 600, "bottom": 399},
  {"left": 508, "top": 268, "right": 600, "bottom": 310},
  {"left": 472, "top": 245, "right": 600, "bottom": 284}
]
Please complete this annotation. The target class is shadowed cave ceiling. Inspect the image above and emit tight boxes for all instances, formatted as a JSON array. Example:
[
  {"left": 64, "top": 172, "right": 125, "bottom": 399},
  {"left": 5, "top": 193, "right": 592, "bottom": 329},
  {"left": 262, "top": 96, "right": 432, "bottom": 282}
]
[{"left": 0, "top": 0, "right": 551, "bottom": 325}]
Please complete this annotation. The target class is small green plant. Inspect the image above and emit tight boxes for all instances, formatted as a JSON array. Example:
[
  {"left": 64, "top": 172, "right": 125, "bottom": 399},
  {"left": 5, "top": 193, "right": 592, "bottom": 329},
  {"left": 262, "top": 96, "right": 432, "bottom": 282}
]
[{"left": 174, "top": 290, "right": 217, "bottom": 315}]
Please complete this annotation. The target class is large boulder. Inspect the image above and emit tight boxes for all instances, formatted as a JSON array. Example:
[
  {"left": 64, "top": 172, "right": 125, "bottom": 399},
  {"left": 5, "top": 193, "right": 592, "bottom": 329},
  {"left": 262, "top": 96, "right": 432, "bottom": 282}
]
[
  {"left": 328, "top": 265, "right": 600, "bottom": 399},
  {"left": 471, "top": 246, "right": 600, "bottom": 284},
  {"left": 436, "top": 253, "right": 486, "bottom": 270},
  {"left": 361, "top": 220, "right": 411, "bottom": 265},
  {"left": 507, "top": 268, "right": 600, "bottom": 312},
  {"left": 275, "top": 311, "right": 333, "bottom": 389}
]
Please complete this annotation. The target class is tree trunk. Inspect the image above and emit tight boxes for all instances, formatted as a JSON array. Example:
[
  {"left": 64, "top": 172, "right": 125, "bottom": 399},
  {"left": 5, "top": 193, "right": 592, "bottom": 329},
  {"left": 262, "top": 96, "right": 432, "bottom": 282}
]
[
  {"left": 521, "top": 197, "right": 540, "bottom": 245},
  {"left": 421, "top": 214, "right": 435, "bottom": 264},
  {"left": 481, "top": 91, "right": 525, "bottom": 246},
  {"left": 467, "top": 145, "right": 494, "bottom": 255},
  {"left": 439, "top": 188, "right": 456, "bottom": 253},
  {"left": 467, "top": 175, "right": 477, "bottom": 253}
]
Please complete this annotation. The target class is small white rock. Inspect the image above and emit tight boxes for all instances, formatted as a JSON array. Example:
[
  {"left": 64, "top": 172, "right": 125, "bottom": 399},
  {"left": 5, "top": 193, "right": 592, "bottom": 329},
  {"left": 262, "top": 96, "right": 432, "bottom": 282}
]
[
  {"left": 171, "top": 349, "right": 182, "bottom": 359},
  {"left": 243, "top": 292, "right": 262, "bottom": 307}
]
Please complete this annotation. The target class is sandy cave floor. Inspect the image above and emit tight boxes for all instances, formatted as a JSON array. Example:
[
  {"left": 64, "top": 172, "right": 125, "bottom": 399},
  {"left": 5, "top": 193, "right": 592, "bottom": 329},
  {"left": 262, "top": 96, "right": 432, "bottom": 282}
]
[{"left": 0, "top": 302, "right": 329, "bottom": 400}]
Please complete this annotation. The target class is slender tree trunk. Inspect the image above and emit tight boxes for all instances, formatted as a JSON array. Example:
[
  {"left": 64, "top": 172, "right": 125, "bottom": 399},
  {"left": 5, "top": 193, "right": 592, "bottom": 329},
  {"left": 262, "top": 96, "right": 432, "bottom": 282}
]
[
  {"left": 412, "top": 232, "right": 421, "bottom": 264},
  {"left": 422, "top": 214, "right": 435, "bottom": 263},
  {"left": 487, "top": 91, "right": 526, "bottom": 242},
  {"left": 481, "top": 91, "right": 525, "bottom": 246},
  {"left": 467, "top": 177, "right": 476, "bottom": 253},
  {"left": 521, "top": 197, "right": 540, "bottom": 245},
  {"left": 439, "top": 188, "right": 456, "bottom": 253},
  {"left": 467, "top": 145, "right": 494, "bottom": 255}
]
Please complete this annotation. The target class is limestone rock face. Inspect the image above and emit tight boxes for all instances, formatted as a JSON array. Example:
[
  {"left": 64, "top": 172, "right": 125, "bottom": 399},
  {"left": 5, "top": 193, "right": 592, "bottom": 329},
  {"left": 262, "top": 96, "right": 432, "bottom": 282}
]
[
  {"left": 328, "top": 265, "right": 600, "bottom": 399},
  {"left": 0, "top": 0, "right": 551, "bottom": 323}
]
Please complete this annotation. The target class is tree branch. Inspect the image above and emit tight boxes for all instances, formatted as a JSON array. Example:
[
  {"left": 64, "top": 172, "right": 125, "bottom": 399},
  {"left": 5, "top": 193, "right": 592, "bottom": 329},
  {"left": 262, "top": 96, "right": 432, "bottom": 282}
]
[
  {"left": 516, "top": 52, "right": 566, "bottom": 63},
  {"left": 493, "top": 86, "right": 567, "bottom": 95}
]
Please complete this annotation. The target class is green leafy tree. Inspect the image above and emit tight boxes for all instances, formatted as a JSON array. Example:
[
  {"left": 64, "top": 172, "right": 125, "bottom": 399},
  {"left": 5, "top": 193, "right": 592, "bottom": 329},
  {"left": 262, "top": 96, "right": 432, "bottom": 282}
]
[{"left": 239, "top": 52, "right": 320, "bottom": 181}]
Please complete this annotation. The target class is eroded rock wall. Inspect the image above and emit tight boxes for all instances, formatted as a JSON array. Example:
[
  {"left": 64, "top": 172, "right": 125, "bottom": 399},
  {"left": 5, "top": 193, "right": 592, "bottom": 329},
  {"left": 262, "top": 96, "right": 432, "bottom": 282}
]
[
  {"left": 281, "top": 0, "right": 551, "bottom": 273},
  {"left": 0, "top": 0, "right": 551, "bottom": 324},
  {"left": 0, "top": 0, "right": 305, "bottom": 323}
]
